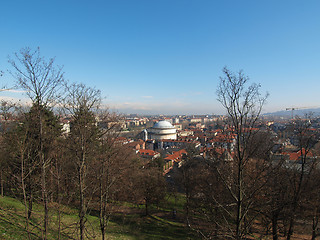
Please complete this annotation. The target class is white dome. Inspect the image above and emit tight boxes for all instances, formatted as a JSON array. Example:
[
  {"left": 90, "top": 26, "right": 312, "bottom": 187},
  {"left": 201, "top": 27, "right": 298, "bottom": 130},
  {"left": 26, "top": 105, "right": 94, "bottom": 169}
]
[
  {"left": 147, "top": 120, "right": 177, "bottom": 141},
  {"left": 153, "top": 120, "right": 174, "bottom": 129}
]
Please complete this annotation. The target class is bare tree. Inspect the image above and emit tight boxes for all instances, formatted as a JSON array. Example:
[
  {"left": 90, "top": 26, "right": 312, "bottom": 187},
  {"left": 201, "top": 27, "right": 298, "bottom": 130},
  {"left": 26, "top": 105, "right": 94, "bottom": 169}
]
[
  {"left": 216, "top": 67, "right": 268, "bottom": 239},
  {"left": 2, "top": 109, "right": 36, "bottom": 240},
  {"left": 135, "top": 163, "right": 166, "bottom": 216},
  {"left": 309, "top": 167, "right": 320, "bottom": 240},
  {"left": 285, "top": 115, "right": 317, "bottom": 239},
  {"left": 8, "top": 47, "right": 64, "bottom": 106},
  {"left": 63, "top": 83, "right": 101, "bottom": 240},
  {"left": 95, "top": 140, "right": 136, "bottom": 240},
  {"left": 94, "top": 112, "right": 122, "bottom": 240},
  {"left": 8, "top": 47, "right": 64, "bottom": 239}
]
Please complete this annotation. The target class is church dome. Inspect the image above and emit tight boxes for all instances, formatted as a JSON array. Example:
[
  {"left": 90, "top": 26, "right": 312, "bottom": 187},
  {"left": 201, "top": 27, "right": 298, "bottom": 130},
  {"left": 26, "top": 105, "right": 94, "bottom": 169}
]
[
  {"left": 147, "top": 120, "right": 177, "bottom": 141},
  {"left": 153, "top": 120, "right": 174, "bottom": 129}
]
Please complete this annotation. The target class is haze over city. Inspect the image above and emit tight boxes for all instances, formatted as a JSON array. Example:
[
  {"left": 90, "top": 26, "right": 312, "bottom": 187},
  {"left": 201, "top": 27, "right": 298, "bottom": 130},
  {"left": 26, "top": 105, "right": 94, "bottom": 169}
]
[{"left": 1, "top": 0, "right": 320, "bottom": 115}]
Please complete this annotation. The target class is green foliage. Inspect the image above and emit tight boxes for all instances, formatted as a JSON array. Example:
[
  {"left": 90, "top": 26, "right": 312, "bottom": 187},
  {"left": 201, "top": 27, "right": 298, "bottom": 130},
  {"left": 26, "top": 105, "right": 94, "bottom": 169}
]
[
  {"left": 68, "top": 105, "right": 100, "bottom": 156},
  {"left": 22, "top": 103, "right": 62, "bottom": 156}
]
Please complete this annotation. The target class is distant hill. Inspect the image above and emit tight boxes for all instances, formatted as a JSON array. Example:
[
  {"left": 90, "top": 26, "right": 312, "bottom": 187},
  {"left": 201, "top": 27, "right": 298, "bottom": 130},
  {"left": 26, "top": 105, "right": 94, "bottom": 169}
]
[{"left": 264, "top": 108, "right": 320, "bottom": 117}]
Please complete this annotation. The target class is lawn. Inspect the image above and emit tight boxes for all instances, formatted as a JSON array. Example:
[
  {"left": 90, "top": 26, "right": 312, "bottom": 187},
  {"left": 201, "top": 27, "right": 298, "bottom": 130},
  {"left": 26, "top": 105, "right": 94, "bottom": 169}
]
[{"left": 0, "top": 195, "right": 198, "bottom": 240}]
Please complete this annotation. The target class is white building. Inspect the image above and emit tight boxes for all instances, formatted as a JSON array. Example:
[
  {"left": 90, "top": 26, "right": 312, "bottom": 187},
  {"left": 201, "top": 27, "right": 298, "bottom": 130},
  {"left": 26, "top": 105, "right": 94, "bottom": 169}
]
[{"left": 147, "top": 120, "right": 177, "bottom": 140}]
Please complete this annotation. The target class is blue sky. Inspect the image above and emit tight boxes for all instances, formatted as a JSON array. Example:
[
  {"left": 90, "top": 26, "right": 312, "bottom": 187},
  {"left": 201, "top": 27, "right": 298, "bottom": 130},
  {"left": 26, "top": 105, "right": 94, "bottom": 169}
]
[{"left": 1, "top": 0, "right": 320, "bottom": 115}]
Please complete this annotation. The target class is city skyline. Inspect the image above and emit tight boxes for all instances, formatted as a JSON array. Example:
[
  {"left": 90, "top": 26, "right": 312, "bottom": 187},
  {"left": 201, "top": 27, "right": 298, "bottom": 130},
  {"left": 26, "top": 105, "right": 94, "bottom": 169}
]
[{"left": 1, "top": 0, "right": 320, "bottom": 115}]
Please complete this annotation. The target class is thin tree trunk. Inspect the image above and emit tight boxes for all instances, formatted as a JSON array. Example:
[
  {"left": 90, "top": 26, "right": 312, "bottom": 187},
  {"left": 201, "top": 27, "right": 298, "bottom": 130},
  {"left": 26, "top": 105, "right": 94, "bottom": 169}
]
[
  {"left": 145, "top": 199, "right": 149, "bottom": 216},
  {"left": 1, "top": 170, "right": 3, "bottom": 197},
  {"left": 272, "top": 213, "right": 279, "bottom": 240},
  {"left": 99, "top": 169, "right": 105, "bottom": 240},
  {"left": 311, "top": 214, "right": 318, "bottom": 240},
  {"left": 21, "top": 154, "right": 32, "bottom": 240},
  {"left": 56, "top": 160, "right": 61, "bottom": 240},
  {"left": 79, "top": 152, "right": 86, "bottom": 240},
  {"left": 286, "top": 155, "right": 306, "bottom": 240},
  {"left": 79, "top": 182, "right": 85, "bottom": 240},
  {"left": 235, "top": 150, "right": 243, "bottom": 240},
  {"left": 79, "top": 174, "right": 85, "bottom": 240},
  {"left": 99, "top": 162, "right": 108, "bottom": 240},
  {"left": 41, "top": 161, "right": 49, "bottom": 240},
  {"left": 27, "top": 178, "right": 33, "bottom": 219},
  {"left": 100, "top": 197, "right": 106, "bottom": 240},
  {"left": 39, "top": 112, "right": 48, "bottom": 240}
]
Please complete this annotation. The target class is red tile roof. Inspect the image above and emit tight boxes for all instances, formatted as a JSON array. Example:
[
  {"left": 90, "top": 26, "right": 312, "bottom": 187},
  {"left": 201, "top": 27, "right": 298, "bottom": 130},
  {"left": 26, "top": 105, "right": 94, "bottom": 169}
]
[
  {"left": 165, "top": 149, "right": 187, "bottom": 161},
  {"left": 138, "top": 149, "right": 159, "bottom": 157},
  {"left": 281, "top": 148, "right": 313, "bottom": 161}
]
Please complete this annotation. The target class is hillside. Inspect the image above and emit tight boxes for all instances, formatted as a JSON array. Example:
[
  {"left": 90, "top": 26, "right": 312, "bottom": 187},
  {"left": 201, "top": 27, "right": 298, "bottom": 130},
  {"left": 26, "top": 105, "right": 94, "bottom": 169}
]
[{"left": 0, "top": 195, "right": 197, "bottom": 240}]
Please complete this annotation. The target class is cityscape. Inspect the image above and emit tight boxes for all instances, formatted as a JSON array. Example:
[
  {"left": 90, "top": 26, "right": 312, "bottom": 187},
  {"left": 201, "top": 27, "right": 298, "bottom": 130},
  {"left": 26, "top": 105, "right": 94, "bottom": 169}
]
[
  {"left": 1, "top": 61, "right": 320, "bottom": 238},
  {"left": 1, "top": 1, "right": 320, "bottom": 239}
]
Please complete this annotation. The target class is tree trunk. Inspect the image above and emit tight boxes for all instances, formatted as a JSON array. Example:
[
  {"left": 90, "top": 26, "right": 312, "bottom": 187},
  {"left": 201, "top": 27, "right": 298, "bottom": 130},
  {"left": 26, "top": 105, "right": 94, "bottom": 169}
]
[
  {"left": 1, "top": 170, "right": 3, "bottom": 197},
  {"left": 101, "top": 226, "right": 105, "bottom": 240},
  {"left": 145, "top": 199, "right": 149, "bottom": 216},
  {"left": 311, "top": 214, "right": 318, "bottom": 240},
  {"left": 41, "top": 161, "right": 49, "bottom": 240},
  {"left": 99, "top": 162, "right": 109, "bottom": 240},
  {"left": 27, "top": 184, "right": 33, "bottom": 219},
  {"left": 56, "top": 162, "right": 61, "bottom": 240},
  {"left": 39, "top": 112, "right": 48, "bottom": 240},
  {"left": 235, "top": 149, "right": 243, "bottom": 240},
  {"left": 272, "top": 213, "right": 279, "bottom": 240},
  {"left": 287, "top": 155, "right": 306, "bottom": 240},
  {"left": 79, "top": 153, "right": 86, "bottom": 240},
  {"left": 21, "top": 154, "right": 32, "bottom": 240},
  {"left": 286, "top": 217, "right": 294, "bottom": 240},
  {"left": 79, "top": 174, "right": 85, "bottom": 240},
  {"left": 99, "top": 175, "right": 106, "bottom": 240}
]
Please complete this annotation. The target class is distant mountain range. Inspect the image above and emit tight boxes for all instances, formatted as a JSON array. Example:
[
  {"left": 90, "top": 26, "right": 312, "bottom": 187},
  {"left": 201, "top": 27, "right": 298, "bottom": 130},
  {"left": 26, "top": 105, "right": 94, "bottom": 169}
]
[{"left": 264, "top": 108, "right": 320, "bottom": 117}]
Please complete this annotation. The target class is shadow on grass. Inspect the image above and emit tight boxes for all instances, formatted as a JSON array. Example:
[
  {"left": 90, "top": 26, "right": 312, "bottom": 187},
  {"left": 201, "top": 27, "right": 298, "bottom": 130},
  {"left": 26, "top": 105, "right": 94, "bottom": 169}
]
[{"left": 109, "top": 213, "right": 198, "bottom": 240}]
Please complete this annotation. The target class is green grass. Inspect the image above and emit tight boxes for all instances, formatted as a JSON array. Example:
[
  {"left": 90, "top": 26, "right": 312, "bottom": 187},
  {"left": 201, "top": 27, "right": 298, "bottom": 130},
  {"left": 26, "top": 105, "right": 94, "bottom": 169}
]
[
  {"left": 162, "top": 193, "right": 186, "bottom": 211},
  {"left": 110, "top": 214, "right": 195, "bottom": 240},
  {"left": 0, "top": 195, "right": 199, "bottom": 240}
]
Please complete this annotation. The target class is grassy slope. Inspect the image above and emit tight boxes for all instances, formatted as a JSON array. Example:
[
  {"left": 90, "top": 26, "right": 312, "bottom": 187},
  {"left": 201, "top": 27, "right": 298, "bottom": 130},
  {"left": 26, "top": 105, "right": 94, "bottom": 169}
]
[{"left": 0, "top": 195, "right": 198, "bottom": 240}]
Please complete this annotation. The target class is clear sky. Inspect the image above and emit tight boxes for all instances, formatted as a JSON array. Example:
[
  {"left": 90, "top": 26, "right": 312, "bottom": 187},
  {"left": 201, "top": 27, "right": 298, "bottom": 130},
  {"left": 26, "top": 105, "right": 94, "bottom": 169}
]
[{"left": 1, "top": 0, "right": 320, "bottom": 115}]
